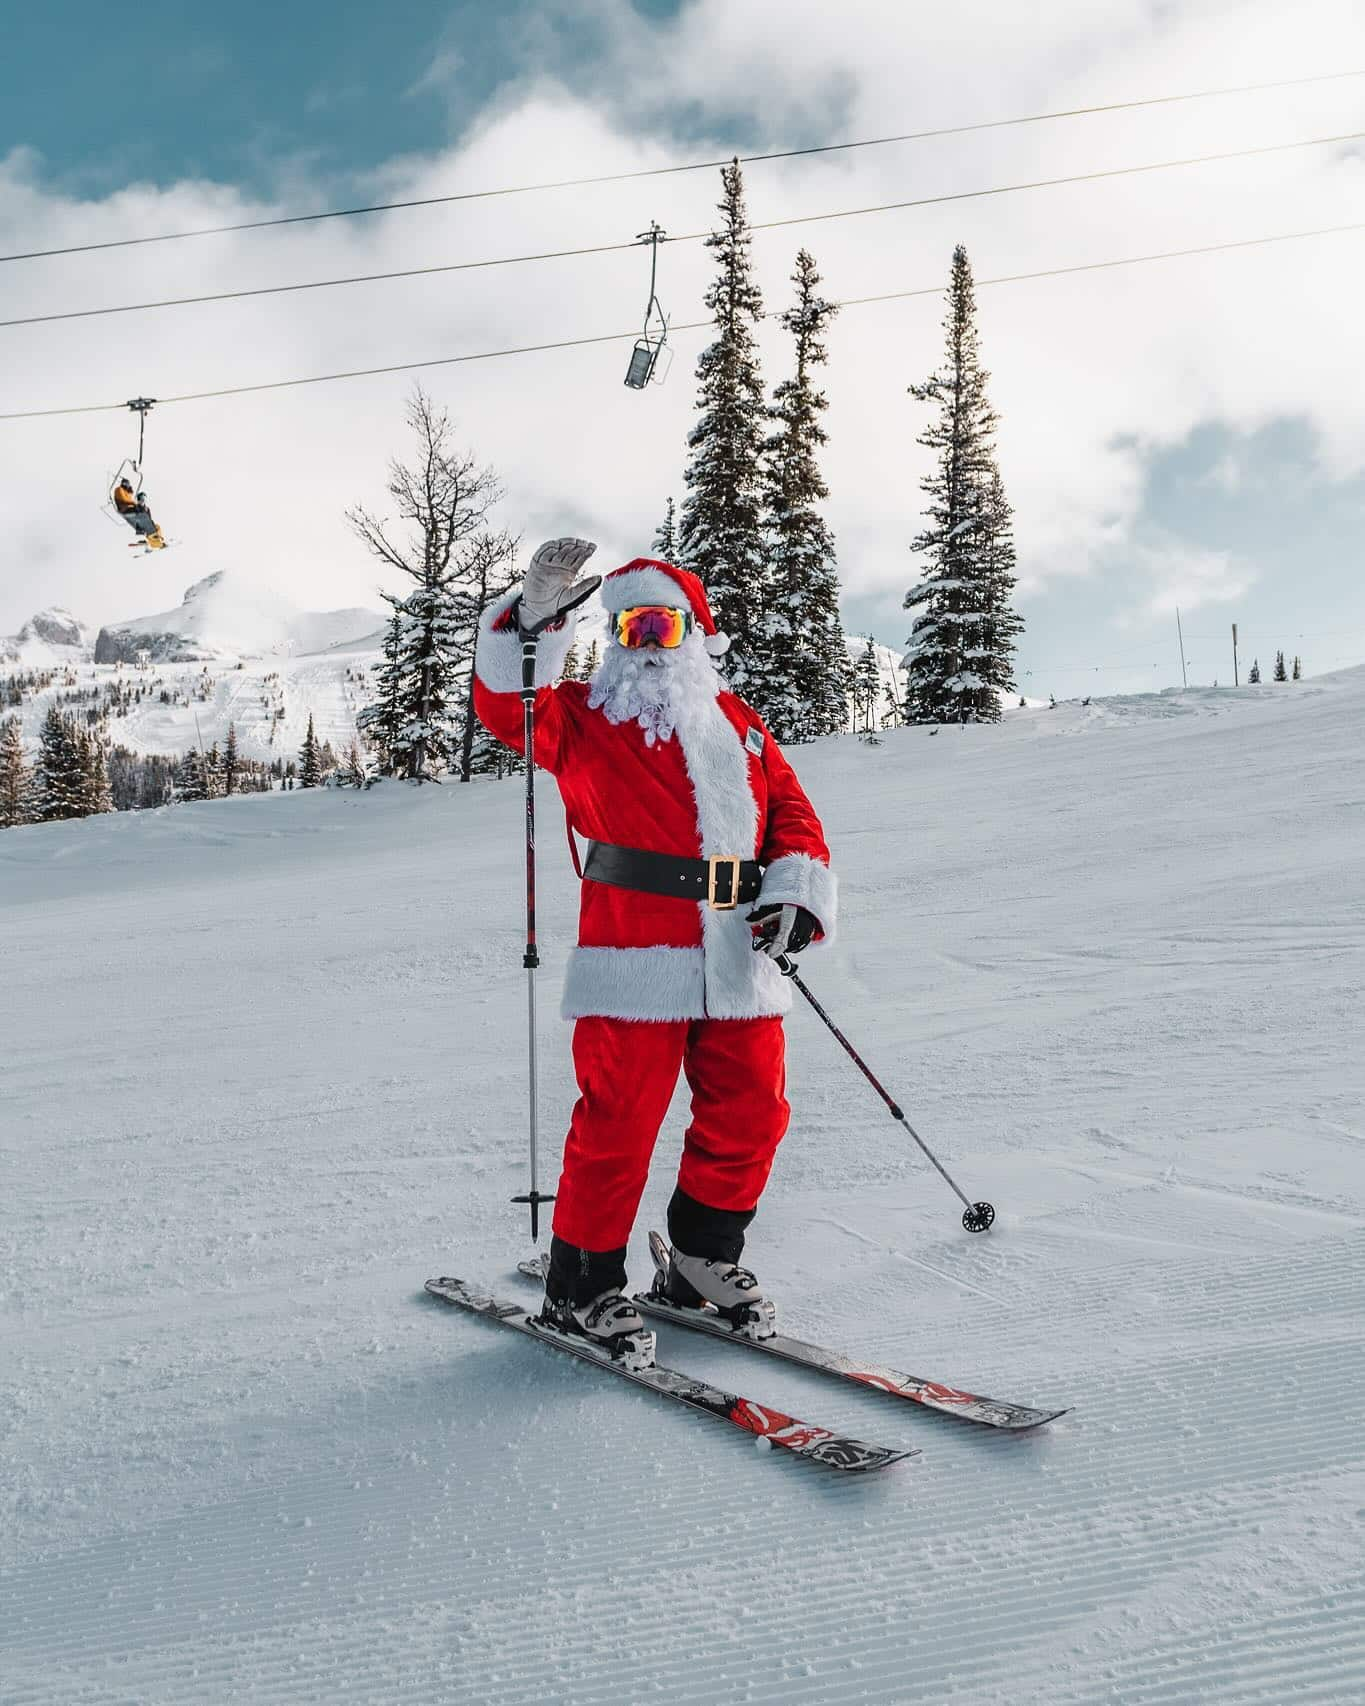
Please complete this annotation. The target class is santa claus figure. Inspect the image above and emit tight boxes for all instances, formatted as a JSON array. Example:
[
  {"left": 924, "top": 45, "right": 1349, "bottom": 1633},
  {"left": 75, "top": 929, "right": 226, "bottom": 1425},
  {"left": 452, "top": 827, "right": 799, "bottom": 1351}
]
[{"left": 474, "top": 538, "right": 837, "bottom": 1362}]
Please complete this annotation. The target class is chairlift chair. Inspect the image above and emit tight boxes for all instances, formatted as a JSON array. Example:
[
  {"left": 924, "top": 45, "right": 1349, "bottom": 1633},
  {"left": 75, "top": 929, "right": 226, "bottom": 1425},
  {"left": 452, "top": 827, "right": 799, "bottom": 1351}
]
[{"left": 624, "top": 222, "right": 670, "bottom": 391}]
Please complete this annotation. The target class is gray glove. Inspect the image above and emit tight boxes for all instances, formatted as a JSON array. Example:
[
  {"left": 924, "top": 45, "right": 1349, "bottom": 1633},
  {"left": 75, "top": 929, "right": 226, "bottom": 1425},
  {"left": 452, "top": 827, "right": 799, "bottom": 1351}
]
[
  {"left": 519, "top": 537, "right": 598, "bottom": 632},
  {"left": 748, "top": 903, "right": 819, "bottom": 960}
]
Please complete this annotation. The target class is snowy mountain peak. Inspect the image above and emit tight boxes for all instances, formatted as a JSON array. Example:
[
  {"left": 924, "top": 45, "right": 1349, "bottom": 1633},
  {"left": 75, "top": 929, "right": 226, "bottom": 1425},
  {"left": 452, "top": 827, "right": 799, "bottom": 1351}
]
[
  {"left": 2, "top": 606, "right": 95, "bottom": 663},
  {"left": 94, "top": 571, "right": 384, "bottom": 665}
]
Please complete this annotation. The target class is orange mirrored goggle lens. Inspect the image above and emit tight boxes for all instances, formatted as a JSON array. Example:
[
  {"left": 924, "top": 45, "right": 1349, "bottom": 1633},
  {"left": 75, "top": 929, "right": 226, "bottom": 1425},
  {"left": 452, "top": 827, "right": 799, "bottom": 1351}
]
[{"left": 613, "top": 605, "right": 692, "bottom": 649}]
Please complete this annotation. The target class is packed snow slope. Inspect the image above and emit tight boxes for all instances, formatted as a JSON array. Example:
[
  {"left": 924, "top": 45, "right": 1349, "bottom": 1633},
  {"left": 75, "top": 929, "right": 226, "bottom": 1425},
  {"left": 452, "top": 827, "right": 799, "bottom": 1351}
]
[{"left": 3, "top": 672, "right": 1363, "bottom": 1705}]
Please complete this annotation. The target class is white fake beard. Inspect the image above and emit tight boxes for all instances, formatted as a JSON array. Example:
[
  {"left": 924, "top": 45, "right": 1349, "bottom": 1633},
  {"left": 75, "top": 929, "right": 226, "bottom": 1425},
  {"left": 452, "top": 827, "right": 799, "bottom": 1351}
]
[{"left": 587, "top": 630, "right": 723, "bottom": 746}]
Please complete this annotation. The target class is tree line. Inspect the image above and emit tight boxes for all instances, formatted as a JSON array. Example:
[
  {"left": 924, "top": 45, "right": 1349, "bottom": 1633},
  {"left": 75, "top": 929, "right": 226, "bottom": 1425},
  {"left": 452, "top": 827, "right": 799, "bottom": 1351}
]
[
  {"left": 355, "top": 161, "right": 1025, "bottom": 781},
  {"left": 0, "top": 708, "right": 356, "bottom": 830}
]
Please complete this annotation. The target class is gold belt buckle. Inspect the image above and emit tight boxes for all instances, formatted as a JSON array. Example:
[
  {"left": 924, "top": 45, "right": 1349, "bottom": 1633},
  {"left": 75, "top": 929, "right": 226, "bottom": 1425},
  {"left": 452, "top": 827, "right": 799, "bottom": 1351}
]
[{"left": 707, "top": 854, "right": 742, "bottom": 910}]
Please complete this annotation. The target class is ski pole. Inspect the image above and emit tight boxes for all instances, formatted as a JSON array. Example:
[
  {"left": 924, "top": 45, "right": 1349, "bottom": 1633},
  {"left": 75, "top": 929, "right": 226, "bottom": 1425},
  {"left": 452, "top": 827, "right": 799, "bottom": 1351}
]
[
  {"left": 770, "top": 950, "right": 996, "bottom": 1234},
  {"left": 510, "top": 579, "right": 600, "bottom": 1249}
]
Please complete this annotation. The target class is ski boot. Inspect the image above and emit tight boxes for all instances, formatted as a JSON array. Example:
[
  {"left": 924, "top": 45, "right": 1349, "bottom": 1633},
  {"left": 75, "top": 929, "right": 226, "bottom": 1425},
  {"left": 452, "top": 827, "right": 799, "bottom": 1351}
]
[
  {"left": 537, "top": 1237, "right": 656, "bottom": 1370},
  {"left": 537, "top": 1290, "right": 656, "bottom": 1370},
  {"left": 648, "top": 1230, "right": 776, "bottom": 1341}
]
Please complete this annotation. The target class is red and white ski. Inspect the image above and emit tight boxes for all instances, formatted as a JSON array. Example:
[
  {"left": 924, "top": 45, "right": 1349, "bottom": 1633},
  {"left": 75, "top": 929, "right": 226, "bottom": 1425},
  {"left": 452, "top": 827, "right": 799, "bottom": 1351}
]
[
  {"left": 426, "top": 1276, "right": 914, "bottom": 1473},
  {"left": 630, "top": 1235, "right": 1069, "bottom": 1432}
]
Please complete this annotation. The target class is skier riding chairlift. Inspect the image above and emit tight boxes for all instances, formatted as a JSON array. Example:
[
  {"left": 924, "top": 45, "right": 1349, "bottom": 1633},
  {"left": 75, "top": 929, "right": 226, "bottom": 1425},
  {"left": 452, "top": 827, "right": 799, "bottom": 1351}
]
[{"left": 111, "top": 474, "right": 167, "bottom": 551}]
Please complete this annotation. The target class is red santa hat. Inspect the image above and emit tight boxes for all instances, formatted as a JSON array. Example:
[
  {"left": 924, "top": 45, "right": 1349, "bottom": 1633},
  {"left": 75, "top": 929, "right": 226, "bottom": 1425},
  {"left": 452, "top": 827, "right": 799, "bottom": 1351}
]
[{"left": 600, "top": 558, "right": 731, "bottom": 657}]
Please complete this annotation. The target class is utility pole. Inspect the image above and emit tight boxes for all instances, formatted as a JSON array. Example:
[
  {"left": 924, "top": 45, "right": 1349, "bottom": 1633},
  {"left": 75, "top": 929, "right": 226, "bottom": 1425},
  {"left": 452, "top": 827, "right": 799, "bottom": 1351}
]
[
  {"left": 1176, "top": 608, "right": 1188, "bottom": 689},
  {"left": 1231, "top": 622, "right": 1240, "bottom": 687}
]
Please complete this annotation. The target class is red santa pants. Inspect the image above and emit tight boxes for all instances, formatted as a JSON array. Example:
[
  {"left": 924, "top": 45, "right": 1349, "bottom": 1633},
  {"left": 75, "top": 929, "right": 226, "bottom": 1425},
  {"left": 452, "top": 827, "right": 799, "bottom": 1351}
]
[{"left": 551, "top": 1015, "right": 790, "bottom": 1253}]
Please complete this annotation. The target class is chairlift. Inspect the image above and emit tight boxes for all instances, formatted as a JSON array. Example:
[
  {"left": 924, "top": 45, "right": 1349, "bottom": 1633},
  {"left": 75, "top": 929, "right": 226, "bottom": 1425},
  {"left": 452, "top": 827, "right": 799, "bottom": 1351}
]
[
  {"left": 624, "top": 222, "right": 670, "bottom": 390},
  {"left": 105, "top": 396, "right": 170, "bottom": 552}
]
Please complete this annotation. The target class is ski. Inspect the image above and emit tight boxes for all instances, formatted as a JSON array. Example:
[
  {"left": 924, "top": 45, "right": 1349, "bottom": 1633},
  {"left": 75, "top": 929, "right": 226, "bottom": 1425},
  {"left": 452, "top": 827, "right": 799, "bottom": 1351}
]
[
  {"left": 425, "top": 1276, "right": 914, "bottom": 1474},
  {"left": 517, "top": 1243, "right": 1066, "bottom": 1431},
  {"left": 629, "top": 1235, "right": 1068, "bottom": 1432}
]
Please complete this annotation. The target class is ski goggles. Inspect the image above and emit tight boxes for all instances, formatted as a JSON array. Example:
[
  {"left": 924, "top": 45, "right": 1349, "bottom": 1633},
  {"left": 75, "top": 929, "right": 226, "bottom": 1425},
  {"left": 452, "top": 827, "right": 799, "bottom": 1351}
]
[{"left": 612, "top": 605, "right": 693, "bottom": 649}]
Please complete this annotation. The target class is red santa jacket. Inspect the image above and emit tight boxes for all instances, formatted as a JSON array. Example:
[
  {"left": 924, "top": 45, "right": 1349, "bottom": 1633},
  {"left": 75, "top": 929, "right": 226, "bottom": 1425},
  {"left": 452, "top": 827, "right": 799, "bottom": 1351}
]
[{"left": 473, "top": 591, "right": 837, "bottom": 1022}]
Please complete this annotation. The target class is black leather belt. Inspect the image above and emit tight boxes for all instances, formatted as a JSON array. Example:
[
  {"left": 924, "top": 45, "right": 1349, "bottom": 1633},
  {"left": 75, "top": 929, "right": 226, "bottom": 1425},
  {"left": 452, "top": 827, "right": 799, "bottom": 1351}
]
[{"left": 582, "top": 840, "right": 762, "bottom": 910}]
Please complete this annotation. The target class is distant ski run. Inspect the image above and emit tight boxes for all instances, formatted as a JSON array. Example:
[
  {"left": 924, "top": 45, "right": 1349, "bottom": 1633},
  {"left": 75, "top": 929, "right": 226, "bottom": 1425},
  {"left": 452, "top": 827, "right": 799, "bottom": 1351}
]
[{"left": 424, "top": 1277, "right": 914, "bottom": 1473}]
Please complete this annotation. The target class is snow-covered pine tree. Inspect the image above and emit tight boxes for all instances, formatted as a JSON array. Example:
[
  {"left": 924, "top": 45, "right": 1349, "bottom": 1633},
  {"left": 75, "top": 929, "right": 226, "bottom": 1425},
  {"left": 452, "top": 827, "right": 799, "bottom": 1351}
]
[
  {"left": 223, "top": 724, "right": 239, "bottom": 796},
  {"left": 81, "top": 728, "right": 113, "bottom": 815},
  {"left": 677, "top": 160, "right": 767, "bottom": 698},
  {"left": 35, "top": 706, "right": 86, "bottom": 820},
  {"left": 653, "top": 497, "right": 678, "bottom": 559},
  {"left": 177, "top": 748, "right": 208, "bottom": 802},
  {"left": 348, "top": 387, "right": 508, "bottom": 782},
  {"left": 560, "top": 642, "right": 582, "bottom": 683},
  {"left": 851, "top": 636, "right": 880, "bottom": 733},
  {"left": 903, "top": 244, "right": 1023, "bottom": 724},
  {"left": 358, "top": 611, "right": 406, "bottom": 774},
  {"left": 0, "top": 716, "right": 31, "bottom": 827},
  {"left": 453, "top": 527, "right": 519, "bottom": 782},
  {"left": 1274, "top": 650, "right": 1288, "bottom": 682},
  {"left": 1293, "top": 654, "right": 1302, "bottom": 680},
  {"left": 1249, "top": 658, "right": 1262, "bottom": 684},
  {"left": 583, "top": 638, "right": 601, "bottom": 679},
  {"left": 760, "top": 249, "right": 848, "bottom": 741},
  {"left": 299, "top": 714, "right": 323, "bottom": 787}
]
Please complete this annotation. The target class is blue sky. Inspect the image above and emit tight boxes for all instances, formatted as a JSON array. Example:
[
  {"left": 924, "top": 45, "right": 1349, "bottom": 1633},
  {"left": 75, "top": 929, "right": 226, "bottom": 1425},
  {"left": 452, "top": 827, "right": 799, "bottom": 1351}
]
[
  {"left": 2, "top": 0, "right": 1363, "bottom": 694},
  {"left": 2, "top": 1, "right": 684, "bottom": 195}
]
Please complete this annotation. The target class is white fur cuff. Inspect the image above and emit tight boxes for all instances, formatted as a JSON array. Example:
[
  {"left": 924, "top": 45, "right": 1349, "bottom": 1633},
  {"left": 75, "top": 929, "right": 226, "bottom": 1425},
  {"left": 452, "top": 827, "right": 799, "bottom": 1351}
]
[
  {"left": 475, "top": 588, "right": 577, "bottom": 695},
  {"left": 757, "top": 853, "right": 838, "bottom": 944}
]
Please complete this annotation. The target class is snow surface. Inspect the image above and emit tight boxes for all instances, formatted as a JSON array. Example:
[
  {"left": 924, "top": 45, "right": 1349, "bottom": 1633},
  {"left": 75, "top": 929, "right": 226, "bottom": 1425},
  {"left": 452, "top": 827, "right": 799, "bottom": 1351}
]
[{"left": 3, "top": 671, "right": 1363, "bottom": 1704}]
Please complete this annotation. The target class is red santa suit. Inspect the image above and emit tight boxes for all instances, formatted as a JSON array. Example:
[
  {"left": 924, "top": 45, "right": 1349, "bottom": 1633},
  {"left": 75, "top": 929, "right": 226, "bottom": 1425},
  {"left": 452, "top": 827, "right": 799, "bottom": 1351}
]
[{"left": 473, "top": 559, "right": 837, "bottom": 1280}]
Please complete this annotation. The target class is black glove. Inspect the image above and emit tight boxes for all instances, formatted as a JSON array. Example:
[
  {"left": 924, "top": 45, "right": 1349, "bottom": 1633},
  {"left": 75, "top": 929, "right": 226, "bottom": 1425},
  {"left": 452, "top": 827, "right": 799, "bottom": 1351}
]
[{"left": 747, "top": 902, "right": 819, "bottom": 960}]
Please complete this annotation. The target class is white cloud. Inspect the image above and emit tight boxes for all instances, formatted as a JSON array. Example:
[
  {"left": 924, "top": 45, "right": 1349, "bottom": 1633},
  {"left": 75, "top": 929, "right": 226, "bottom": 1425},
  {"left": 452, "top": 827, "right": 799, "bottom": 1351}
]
[{"left": 1, "top": 0, "right": 1363, "bottom": 646}]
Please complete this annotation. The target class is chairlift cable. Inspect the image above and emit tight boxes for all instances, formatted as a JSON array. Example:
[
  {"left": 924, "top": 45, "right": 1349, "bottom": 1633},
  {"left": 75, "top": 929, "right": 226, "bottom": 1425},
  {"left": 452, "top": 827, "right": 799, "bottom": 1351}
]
[
  {"left": 0, "top": 219, "right": 1360, "bottom": 423},
  {"left": 0, "top": 128, "right": 1357, "bottom": 333},
  {"left": 1, "top": 67, "right": 1361, "bottom": 266}
]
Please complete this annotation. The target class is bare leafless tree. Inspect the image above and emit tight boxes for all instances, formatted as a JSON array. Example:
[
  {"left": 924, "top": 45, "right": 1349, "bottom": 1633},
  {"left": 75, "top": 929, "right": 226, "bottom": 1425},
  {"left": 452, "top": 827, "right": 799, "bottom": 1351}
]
[{"left": 348, "top": 387, "right": 515, "bottom": 780}]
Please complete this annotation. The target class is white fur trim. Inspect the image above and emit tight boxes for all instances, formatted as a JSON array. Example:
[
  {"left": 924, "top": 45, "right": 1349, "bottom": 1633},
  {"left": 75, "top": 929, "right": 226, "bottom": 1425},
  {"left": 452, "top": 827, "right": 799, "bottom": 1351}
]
[
  {"left": 601, "top": 566, "right": 689, "bottom": 613},
  {"left": 561, "top": 944, "right": 790, "bottom": 1021},
  {"left": 475, "top": 588, "right": 577, "bottom": 695},
  {"left": 669, "top": 691, "right": 794, "bottom": 1019},
  {"left": 757, "top": 852, "right": 838, "bottom": 945},
  {"left": 562, "top": 946, "right": 703, "bottom": 1020},
  {"left": 703, "top": 632, "right": 731, "bottom": 656}
]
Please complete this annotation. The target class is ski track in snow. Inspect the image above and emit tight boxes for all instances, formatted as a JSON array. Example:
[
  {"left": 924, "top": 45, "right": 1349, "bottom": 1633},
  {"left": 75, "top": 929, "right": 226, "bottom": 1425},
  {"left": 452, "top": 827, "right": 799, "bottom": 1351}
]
[{"left": 2, "top": 674, "right": 1363, "bottom": 1703}]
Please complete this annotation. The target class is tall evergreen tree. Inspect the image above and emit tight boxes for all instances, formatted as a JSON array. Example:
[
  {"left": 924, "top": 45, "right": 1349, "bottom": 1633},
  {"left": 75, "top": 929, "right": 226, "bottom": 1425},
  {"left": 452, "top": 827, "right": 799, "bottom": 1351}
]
[
  {"left": 358, "top": 611, "right": 407, "bottom": 774},
  {"left": 851, "top": 636, "right": 880, "bottom": 733},
  {"left": 0, "top": 716, "right": 31, "bottom": 828},
  {"left": 1274, "top": 649, "right": 1288, "bottom": 682},
  {"left": 35, "top": 706, "right": 86, "bottom": 820},
  {"left": 1292, "top": 654, "right": 1302, "bottom": 680},
  {"left": 582, "top": 638, "right": 601, "bottom": 679},
  {"left": 560, "top": 642, "right": 582, "bottom": 683},
  {"left": 760, "top": 249, "right": 848, "bottom": 741},
  {"left": 677, "top": 160, "right": 767, "bottom": 698},
  {"left": 299, "top": 714, "right": 323, "bottom": 787},
  {"left": 223, "top": 723, "right": 239, "bottom": 796},
  {"left": 177, "top": 748, "right": 208, "bottom": 802},
  {"left": 652, "top": 497, "right": 678, "bottom": 559},
  {"left": 348, "top": 387, "right": 509, "bottom": 782},
  {"left": 1248, "top": 658, "right": 1262, "bottom": 684},
  {"left": 82, "top": 728, "right": 113, "bottom": 816},
  {"left": 903, "top": 244, "right": 1023, "bottom": 723}
]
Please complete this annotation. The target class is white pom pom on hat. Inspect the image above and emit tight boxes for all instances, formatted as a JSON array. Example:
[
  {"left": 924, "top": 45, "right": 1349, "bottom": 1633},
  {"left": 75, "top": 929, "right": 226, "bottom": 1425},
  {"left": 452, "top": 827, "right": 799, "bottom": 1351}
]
[{"left": 600, "top": 558, "right": 732, "bottom": 656}]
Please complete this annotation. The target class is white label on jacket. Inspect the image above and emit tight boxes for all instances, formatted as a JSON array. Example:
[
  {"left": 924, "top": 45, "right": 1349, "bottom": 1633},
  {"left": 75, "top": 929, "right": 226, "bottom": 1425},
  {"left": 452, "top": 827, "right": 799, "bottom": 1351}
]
[{"left": 744, "top": 725, "right": 765, "bottom": 756}]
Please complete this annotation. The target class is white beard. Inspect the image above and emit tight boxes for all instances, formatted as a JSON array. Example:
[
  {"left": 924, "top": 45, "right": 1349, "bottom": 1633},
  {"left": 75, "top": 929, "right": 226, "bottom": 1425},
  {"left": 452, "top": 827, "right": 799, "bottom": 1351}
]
[{"left": 586, "top": 631, "right": 723, "bottom": 746}]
